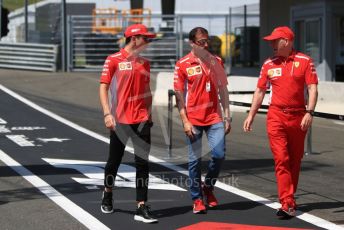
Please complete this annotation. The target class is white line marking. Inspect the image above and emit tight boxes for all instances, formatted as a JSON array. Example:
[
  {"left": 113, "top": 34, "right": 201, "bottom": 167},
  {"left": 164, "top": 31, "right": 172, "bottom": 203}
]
[
  {"left": 333, "top": 121, "right": 344, "bottom": 126},
  {"left": 0, "top": 117, "right": 7, "bottom": 124},
  {"left": 37, "top": 138, "right": 70, "bottom": 143},
  {"left": 1, "top": 84, "right": 343, "bottom": 230},
  {"left": 6, "top": 134, "right": 35, "bottom": 146},
  {"left": 148, "top": 155, "right": 344, "bottom": 230},
  {"left": 86, "top": 185, "right": 99, "bottom": 190},
  {"left": 12, "top": 126, "right": 46, "bottom": 131},
  {"left": 0, "top": 125, "right": 11, "bottom": 133},
  {"left": 0, "top": 149, "right": 110, "bottom": 230},
  {"left": 0, "top": 85, "right": 109, "bottom": 144},
  {"left": 42, "top": 158, "right": 186, "bottom": 191}
]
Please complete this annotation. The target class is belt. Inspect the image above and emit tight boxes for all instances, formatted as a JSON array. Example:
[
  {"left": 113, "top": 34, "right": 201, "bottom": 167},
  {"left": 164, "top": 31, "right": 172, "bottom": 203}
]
[{"left": 269, "top": 104, "right": 306, "bottom": 113}]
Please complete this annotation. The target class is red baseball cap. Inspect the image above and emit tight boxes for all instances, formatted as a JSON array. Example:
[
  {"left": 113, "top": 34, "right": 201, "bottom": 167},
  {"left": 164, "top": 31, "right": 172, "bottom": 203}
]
[
  {"left": 124, "top": 24, "right": 156, "bottom": 38},
  {"left": 263, "top": 26, "right": 294, "bottom": 41}
]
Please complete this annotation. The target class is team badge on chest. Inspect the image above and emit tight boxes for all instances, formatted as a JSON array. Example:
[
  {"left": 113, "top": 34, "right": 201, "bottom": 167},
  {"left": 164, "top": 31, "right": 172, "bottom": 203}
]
[
  {"left": 186, "top": 65, "right": 202, "bottom": 77},
  {"left": 118, "top": 62, "right": 132, "bottom": 70}
]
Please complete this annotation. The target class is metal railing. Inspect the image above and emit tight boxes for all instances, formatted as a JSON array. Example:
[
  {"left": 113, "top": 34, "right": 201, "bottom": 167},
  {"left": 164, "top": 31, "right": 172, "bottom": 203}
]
[
  {"left": 1, "top": 3, "right": 259, "bottom": 72},
  {"left": 166, "top": 89, "right": 344, "bottom": 158},
  {"left": 0, "top": 42, "right": 59, "bottom": 72},
  {"left": 68, "top": 14, "right": 181, "bottom": 72},
  {"left": 67, "top": 14, "right": 234, "bottom": 72}
]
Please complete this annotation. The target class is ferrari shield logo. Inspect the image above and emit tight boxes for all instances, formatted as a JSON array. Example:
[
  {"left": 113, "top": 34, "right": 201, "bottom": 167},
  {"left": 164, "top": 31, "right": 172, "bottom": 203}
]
[{"left": 294, "top": 62, "right": 300, "bottom": 68}]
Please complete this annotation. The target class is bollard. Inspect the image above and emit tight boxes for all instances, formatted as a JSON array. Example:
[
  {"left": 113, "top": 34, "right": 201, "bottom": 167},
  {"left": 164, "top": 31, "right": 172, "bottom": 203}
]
[
  {"left": 305, "top": 125, "right": 312, "bottom": 155},
  {"left": 167, "top": 89, "right": 175, "bottom": 158}
]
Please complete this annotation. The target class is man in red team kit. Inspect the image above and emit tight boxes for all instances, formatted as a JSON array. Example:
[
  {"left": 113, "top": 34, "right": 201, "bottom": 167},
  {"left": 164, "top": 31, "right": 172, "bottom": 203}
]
[
  {"left": 99, "top": 24, "right": 158, "bottom": 223},
  {"left": 174, "top": 27, "right": 231, "bottom": 214},
  {"left": 243, "top": 26, "right": 318, "bottom": 218}
]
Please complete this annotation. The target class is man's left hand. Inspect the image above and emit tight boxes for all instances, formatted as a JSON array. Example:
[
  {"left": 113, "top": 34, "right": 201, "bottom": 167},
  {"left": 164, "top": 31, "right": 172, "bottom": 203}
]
[
  {"left": 300, "top": 113, "right": 313, "bottom": 131},
  {"left": 224, "top": 120, "right": 231, "bottom": 135}
]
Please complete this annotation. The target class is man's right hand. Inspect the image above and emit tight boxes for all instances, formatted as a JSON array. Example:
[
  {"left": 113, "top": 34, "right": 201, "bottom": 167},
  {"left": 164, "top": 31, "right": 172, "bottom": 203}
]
[
  {"left": 104, "top": 114, "right": 116, "bottom": 130},
  {"left": 243, "top": 116, "right": 254, "bottom": 132},
  {"left": 183, "top": 121, "right": 195, "bottom": 139}
]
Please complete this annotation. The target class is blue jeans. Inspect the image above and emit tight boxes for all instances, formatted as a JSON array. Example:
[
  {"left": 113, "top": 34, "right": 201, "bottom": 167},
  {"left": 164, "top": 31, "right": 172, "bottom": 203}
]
[{"left": 186, "top": 121, "right": 226, "bottom": 200}]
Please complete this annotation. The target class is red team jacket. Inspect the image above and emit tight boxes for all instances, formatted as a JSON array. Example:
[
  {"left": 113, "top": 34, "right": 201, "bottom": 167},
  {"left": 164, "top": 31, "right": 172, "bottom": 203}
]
[
  {"left": 174, "top": 52, "right": 228, "bottom": 126},
  {"left": 100, "top": 49, "right": 152, "bottom": 124},
  {"left": 257, "top": 50, "right": 318, "bottom": 108}
]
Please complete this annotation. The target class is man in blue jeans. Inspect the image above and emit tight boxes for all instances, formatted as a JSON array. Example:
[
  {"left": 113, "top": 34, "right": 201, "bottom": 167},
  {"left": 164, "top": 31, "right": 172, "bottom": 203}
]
[{"left": 174, "top": 27, "right": 231, "bottom": 214}]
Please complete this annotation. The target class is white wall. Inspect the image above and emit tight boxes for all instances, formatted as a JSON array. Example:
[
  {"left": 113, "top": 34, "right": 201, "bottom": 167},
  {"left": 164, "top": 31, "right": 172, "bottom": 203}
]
[
  {"left": 153, "top": 72, "right": 344, "bottom": 115},
  {"left": 175, "top": 0, "right": 258, "bottom": 14}
]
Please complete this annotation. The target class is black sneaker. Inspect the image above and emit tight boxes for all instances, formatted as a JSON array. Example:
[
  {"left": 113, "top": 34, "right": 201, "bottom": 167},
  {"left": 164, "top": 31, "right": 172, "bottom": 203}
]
[
  {"left": 276, "top": 207, "right": 296, "bottom": 219},
  {"left": 101, "top": 191, "right": 113, "bottom": 214},
  {"left": 276, "top": 199, "right": 296, "bottom": 219},
  {"left": 134, "top": 204, "right": 158, "bottom": 223}
]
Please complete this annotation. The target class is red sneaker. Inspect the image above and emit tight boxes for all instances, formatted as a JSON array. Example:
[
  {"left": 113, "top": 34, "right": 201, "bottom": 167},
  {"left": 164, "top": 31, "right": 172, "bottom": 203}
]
[
  {"left": 203, "top": 186, "right": 218, "bottom": 207},
  {"left": 193, "top": 199, "right": 206, "bottom": 214}
]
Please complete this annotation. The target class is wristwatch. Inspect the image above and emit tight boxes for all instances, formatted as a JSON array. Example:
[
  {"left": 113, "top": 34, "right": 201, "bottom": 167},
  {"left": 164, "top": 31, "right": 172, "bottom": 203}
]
[
  {"left": 223, "top": 117, "right": 232, "bottom": 122},
  {"left": 306, "top": 110, "right": 315, "bottom": 116}
]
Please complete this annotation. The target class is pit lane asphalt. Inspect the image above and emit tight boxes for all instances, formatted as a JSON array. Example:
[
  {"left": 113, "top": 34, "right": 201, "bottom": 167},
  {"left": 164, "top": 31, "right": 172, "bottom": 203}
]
[{"left": 0, "top": 69, "right": 343, "bottom": 229}]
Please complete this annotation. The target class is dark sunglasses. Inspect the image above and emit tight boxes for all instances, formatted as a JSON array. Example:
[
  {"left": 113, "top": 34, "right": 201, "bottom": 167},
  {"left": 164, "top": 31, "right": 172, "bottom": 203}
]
[
  {"left": 195, "top": 39, "right": 210, "bottom": 46},
  {"left": 138, "top": 36, "right": 152, "bottom": 43}
]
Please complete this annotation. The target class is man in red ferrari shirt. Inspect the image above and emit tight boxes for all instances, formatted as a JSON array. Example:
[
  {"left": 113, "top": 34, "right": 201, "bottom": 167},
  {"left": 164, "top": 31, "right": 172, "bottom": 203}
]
[
  {"left": 99, "top": 23, "right": 157, "bottom": 223},
  {"left": 243, "top": 26, "right": 318, "bottom": 218},
  {"left": 174, "top": 27, "right": 231, "bottom": 214}
]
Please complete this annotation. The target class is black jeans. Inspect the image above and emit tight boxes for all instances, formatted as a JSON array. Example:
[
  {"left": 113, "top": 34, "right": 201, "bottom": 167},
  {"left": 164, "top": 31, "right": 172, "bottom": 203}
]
[{"left": 104, "top": 122, "right": 151, "bottom": 202}]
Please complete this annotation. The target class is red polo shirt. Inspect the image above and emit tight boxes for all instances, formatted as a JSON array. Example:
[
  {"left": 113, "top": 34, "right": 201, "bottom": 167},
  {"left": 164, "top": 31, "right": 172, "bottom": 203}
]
[
  {"left": 257, "top": 51, "right": 318, "bottom": 108},
  {"left": 174, "top": 52, "right": 228, "bottom": 126},
  {"left": 100, "top": 49, "right": 152, "bottom": 124}
]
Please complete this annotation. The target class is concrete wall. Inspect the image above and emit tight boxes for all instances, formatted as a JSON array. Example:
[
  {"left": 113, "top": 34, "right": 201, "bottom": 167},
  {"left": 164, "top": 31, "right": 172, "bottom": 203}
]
[
  {"left": 259, "top": 0, "right": 319, "bottom": 63},
  {"left": 260, "top": 0, "right": 344, "bottom": 82},
  {"left": 153, "top": 72, "right": 344, "bottom": 115}
]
